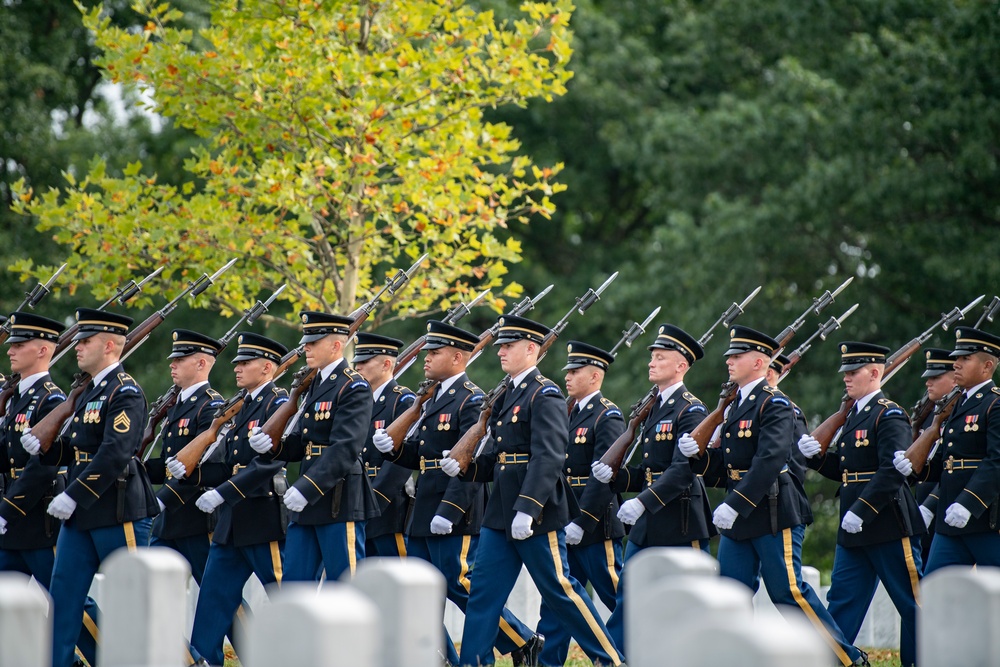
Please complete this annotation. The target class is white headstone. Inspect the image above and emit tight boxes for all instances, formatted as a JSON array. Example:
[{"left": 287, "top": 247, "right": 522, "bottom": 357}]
[
  {"left": 671, "top": 615, "right": 828, "bottom": 666},
  {"left": 921, "top": 566, "right": 1000, "bottom": 667},
  {"left": 99, "top": 547, "right": 191, "bottom": 667},
  {"left": 0, "top": 572, "right": 51, "bottom": 667},
  {"left": 242, "top": 583, "right": 379, "bottom": 667},
  {"left": 350, "top": 558, "right": 446, "bottom": 667}
]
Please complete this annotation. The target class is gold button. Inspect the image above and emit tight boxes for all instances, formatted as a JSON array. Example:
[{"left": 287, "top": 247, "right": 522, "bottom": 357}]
[
  {"left": 948, "top": 429, "right": 954, "bottom": 434},
  {"left": 725, "top": 448, "right": 730, "bottom": 453},
  {"left": 644, "top": 452, "right": 649, "bottom": 458},
  {"left": 72, "top": 432, "right": 76, "bottom": 438},
  {"left": 303, "top": 429, "right": 309, "bottom": 434},
  {"left": 74, "top": 417, "right": 79, "bottom": 422},
  {"left": 305, "top": 413, "right": 310, "bottom": 419},
  {"left": 233, "top": 450, "right": 238, "bottom": 455},
  {"left": 497, "top": 437, "right": 503, "bottom": 442},
  {"left": 500, "top": 465, "right": 506, "bottom": 471}
]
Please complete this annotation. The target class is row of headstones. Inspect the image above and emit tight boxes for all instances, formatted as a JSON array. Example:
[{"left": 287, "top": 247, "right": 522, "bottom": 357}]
[{"left": 1, "top": 547, "right": 998, "bottom": 667}]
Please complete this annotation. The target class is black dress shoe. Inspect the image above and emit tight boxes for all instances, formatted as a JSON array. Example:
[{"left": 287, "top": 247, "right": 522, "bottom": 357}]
[
  {"left": 852, "top": 649, "right": 870, "bottom": 666},
  {"left": 511, "top": 634, "right": 545, "bottom": 667}
]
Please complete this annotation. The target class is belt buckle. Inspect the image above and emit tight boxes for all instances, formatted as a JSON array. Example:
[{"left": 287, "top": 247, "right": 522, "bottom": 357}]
[
  {"left": 944, "top": 456, "right": 954, "bottom": 472},
  {"left": 499, "top": 452, "right": 507, "bottom": 464},
  {"left": 419, "top": 456, "right": 426, "bottom": 473},
  {"left": 232, "top": 464, "right": 240, "bottom": 476},
  {"left": 729, "top": 469, "right": 741, "bottom": 481},
  {"left": 842, "top": 470, "right": 848, "bottom": 484}
]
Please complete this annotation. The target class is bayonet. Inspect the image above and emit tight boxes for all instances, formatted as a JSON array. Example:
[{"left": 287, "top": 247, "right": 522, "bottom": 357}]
[
  {"left": 609, "top": 306, "right": 661, "bottom": 358},
  {"left": 698, "top": 285, "right": 761, "bottom": 347}
]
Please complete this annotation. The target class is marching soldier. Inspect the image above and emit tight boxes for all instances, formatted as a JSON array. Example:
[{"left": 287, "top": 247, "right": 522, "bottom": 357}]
[
  {"left": 536, "top": 341, "right": 625, "bottom": 667},
  {"left": 441, "top": 315, "right": 622, "bottom": 667},
  {"left": 900, "top": 328, "right": 1000, "bottom": 573},
  {"left": 591, "top": 324, "right": 714, "bottom": 658},
  {"left": 766, "top": 353, "right": 810, "bottom": 486},
  {"left": 146, "top": 330, "right": 225, "bottom": 583},
  {"left": 24, "top": 309, "right": 159, "bottom": 667},
  {"left": 373, "top": 320, "right": 540, "bottom": 666},
  {"left": 679, "top": 326, "right": 868, "bottom": 667},
  {"left": 0, "top": 313, "right": 98, "bottom": 666},
  {"left": 352, "top": 332, "right": 416, "bottom": 557},
  {"left": 798, "top": 342, "right": 922, "bottom": 667},
  {"left": 168, "top": 332, "right": 289, "bottom": 667},
  {"left": 249, "top": 312, "right": 378, "bottom": 582}
]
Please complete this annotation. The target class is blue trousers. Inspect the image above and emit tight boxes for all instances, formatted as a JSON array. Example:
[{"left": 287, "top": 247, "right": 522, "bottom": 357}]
[
  {"left": 190, "top": 540, "right": 283, "bottom": 666},
  {"left": 409, "top": 533, "right": 533, "bottom": 664},
  {"left": 925, "top": 531, "right": 1000, "bottom": 573},
  {"left": 366, "top": 531, "right": 407, "bottom": 558},
  {"left": 605, "top": 537, "right": 708, "bottom": 659},
  {"left": 826, "top": 539, "right": 921, "bottom": 667},
  {"left": 537, "top": 539, "right": 622, "bottom": 667},
  {"left": 49, "top": 517, "right": 151, "bottom": 667},
  {"left": 0, "top": 546, "right": 99, "bottom": 665},
  {"left": 459, "top": 527, "right": 622, "bottom": 667},
  {"left": 719, "top": 525, "right": 862, "bottom": 667},
  {"left": 150, "top": 533, "right": 211, "bottom": 584},
  {"left": 284, "top": 520, "right": 365, "bottom": 583}
]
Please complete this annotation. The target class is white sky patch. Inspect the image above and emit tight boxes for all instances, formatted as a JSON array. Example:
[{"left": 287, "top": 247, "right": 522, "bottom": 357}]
[{"left": 51, "top": 80, "right": 164, "bottom": 137}]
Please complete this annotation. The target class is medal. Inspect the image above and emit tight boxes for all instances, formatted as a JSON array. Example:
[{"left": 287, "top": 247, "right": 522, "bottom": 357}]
[
  {"left": 656, "top": 421, "right": 672, "bottom": 441},
  {"left": 512, "top": 406, "right": 520, "bottom": 423},
  {"left": 855, "top": 429, "right": 869, "bottom": 447},
  {"left": 738, "top": 420, "right": 752, "bottom": 438},
  {"left": 438, "top": 413, "right": 452, "bottom": 431},
  {"left": 965, "top": 415, "right": 979, "bottom": 432},
  {"left": 574, "top": 427, "right": 588, "bottom": 444}
]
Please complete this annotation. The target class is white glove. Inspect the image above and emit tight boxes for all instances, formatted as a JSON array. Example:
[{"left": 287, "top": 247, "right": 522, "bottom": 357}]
[
  {"left": 678, "top": 433, "right": 700, "bottom": 458},
  {"left": 920, "top": 506, "right": 934, "bottom": 529},
  {"left": 511, "top": 511, "right": 534, "bottom": 540},
  {"left": 944, "top": 502, "right": 971, "bottom": 528},
  {"left": 440, "top": 451, "right": 461, "bottom": 477},
  {"left": 47, "top": 492, "right": 77, "bottom": 520},
  {"left": 404, "top": 475, "right": 416, "bottom": 498},
  {"left": 841, "top": 510, "right": 864, "bottom": 534},
  {"left": 564, "top": 522, "right": 584, "bottom": 545},
  {"left": 893, "top": 450, "right": 913, "bottom": 477},
  {"left": 591, "top": 461, "right": 613, "bottom": 483},
  {"left": 430, "top": 515, "right": 453, "bottom": 535},
  {"left": 20, "top": 428, "right": 41, "bottom": 456},
  {"left": 797, "top": 434, "right": 822, "bottom": 458},
  {"left": 195, "top": 490, "right": 224, "bottom": 513},
  {"left": 617, "top": 498, "right": 646, "bottom": 525},
  {"left": 157, "top": 498, "right": 167, "bottom": 513},
  {"left": 248, "top": 426, "right": 274, "bottom": 454},
  {"left": 373, "top": 428, "right": 395, "bottom": 454},
  {"left": 0, "top": 516, "right": 7, "bottom": 534},
  {"left": 165, "top": 456, "right": 188, "bottom": 480},
  {"left": 283, "top": 486, "right": 308, "bottom": 512},
  {"left": 712, "top": 503, "right": 738, "bottom": 530}
]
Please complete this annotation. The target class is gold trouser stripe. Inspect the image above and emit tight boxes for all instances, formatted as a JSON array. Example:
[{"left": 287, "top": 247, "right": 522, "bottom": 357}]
[
  {"left": 458, "top": 535, "right": 473, "bottom": 593},
  {"left": 185, "top": 647, "right": 195, "bottom": 664},
  {"left": 270, "top": 540, "right": 283, "bottom": 586},
  {"left": 499, "top": 616, "right": 526, "bottom": 646},
  {"left": 691, "top": 540, "right": 700, "bottom": 550},
  {"left": 546, "top": 531, "right": 622, "bottom": 666},
  {"left": 123, "top": 522, "right": 137, "bottom": 551},
  {"left": 781, "top": 528, "right": 852, "bottom": 666},
  {"left": 83, "top": 610, "right": 100, "bottom": 644},
  {"left": 394, "top": 533, "right": 407, "bottom": 557},
  {"left": 347, "top": 522, "right": 357, "bottom": 576},
  {"left": 901, "top": 536, "right": 921, "bottom": 606},
  {"left": 603, "top": 540, "right": 620, "bottom": 592}
]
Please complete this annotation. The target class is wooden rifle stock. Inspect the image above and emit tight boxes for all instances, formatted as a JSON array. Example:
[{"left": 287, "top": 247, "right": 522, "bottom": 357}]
[
  {"left": 905, "top": 387, "right": 961, "bottom": 475},
  {"left": 693, "top": 382, "right": 738, "bottom": 454},
  {"left": 173, "top": 391, "right": 246, "bottom": 476},
  {"left": 449, "top": 383, "right": 506, "bottom": 472},
  {"left": 813, "top": 394, "right": 856, "bottom": 455},
  {"left": 260, "top": 366, "right": 318, "bottom": 448},
  {"left": 384, "top": 379, "right": 436, "bottom": 453},
  {"left": 138, "top": 384, "right": 180, "bottom": 461},
  {"left": 34, "top": 376, "right": 90, "bottom": 454},
  {"left": 0, "top": 376, "right": 16, "bottom": 419},
  {"left": 598, "top": 387, "right": 657, "bottom": 479},
  {"left": 909, "top": 393, "right": 935, "bottom": 441}
]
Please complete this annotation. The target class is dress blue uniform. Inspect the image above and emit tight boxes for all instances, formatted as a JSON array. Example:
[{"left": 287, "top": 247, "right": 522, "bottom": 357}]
[
  {"left": 770, "top": 354, "right": 809, "bottom": 486},
  {"left": 353, "top": 333, "right": 416, "bottom": 558},
  {"left": 537, "top": 341, "right": 626, "bottom": 667},
  {"left": 457, "top": 316, "right": 622, "bottom": 667},
  {"left": 385, "top": 321, "right": 535, "bottom": 665},
  {"left": 41, "top": 309, "right": 159, "bottom": 667},
  {"left": 270, "top": 312, "right": 377, "bottom": 583},
  {"left": 922, "top": 329, "right": 1000, "bottom": 573},
  {"left": 807, "top": 343, "right": 923, "bottom": 667},
  {"left": 187, "top": 333, "right": 289, "bottom": 667},
  {"left": 702, "top": 326, "right": 862, "bottom": 667},
  {"left": 147, "top": 330, "right": 226, "bottom": 584}
]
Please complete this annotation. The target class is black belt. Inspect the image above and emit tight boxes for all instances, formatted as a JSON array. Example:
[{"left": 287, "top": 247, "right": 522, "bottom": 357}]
[
  {"left": 498, "top": 452, "right": 530, "bottom": 464},
  {"left": 567, "top": 475, "right": 589, "bottom": 488},
  {"left": 366, "top": 464, "right": 379, "bottom": 479},
  {"left": 75, "top": 451, "right": 94, "bottom": 464},
  {"left": 419, "top": 457, "right": 443, "bottom": 473},
  {"left": 841, "top": 470, "right": 876, "bottom": 484},
  {"left": 306, "top": 442, "right": 326, "bottom": 458},
  {"left": 644, "top": 469, "right": 663, "bottom": 486},
  {"left": 944, "top": 456, "right": 981, "bottom": 472}
]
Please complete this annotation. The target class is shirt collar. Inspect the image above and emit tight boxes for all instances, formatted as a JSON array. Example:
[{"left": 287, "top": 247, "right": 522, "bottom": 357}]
[
  {"left": 658, "top": 381, "right": 684, "bottom": 406},
  {"left": 179, "top": 380, "right": 209, "bottom": 403},
  {"left": 510, "top": 367, "right": 537, "bottom": 388},
  {"left": 91, "top": 363, "right": 120, "bottom": 388},
  {"left": 248, "top": 382, "right": 270, "bottom": 400},
  {"left": 965, "top": 379, "right": 992, "bottom": 401},
  {"left": 320, "top": 359, "right": 344, "bottom": 384},
  {"left": 371, "top": 379, "right": 389, "bottom": 403},
  {"left": 739, "top": 377, "right": 766, "bottom": 403},
  {"left": 853, "top": 389, "right": 881, "bottom": 413},
  {"left": 575, "top": 390, "right": 601, "bottom": 411},
  {"left": 17, "top": 372, "right": 48, "bottom": 396},
  {"left": 439, "top": 372, "right": 465, "bottom": 395}
]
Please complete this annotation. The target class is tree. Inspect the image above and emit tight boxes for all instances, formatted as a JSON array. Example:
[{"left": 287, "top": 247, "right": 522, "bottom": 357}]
[{"left": 12, "top": 0, "right": 574, "bottom": 323}]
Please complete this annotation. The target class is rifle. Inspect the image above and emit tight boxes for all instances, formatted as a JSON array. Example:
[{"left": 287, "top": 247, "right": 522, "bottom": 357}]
[
  {"left": 448, "top": 273, "right": 618, "bottom": 472},
  {"left": 813, "top": 295, "right": 984, "bottom": 455},
  {"left": 777, "top": 303, "right": 859, "bottom": 383},
  {"left": 0, "top": 262, "right": 67, "bottom": 346},
  {"left": 258, "top": 255, "right": 428, "bottom": 453},
  {"left": 392, "top": 289, "right": 491, "bottom": 379},
  {"left": 975, "top": 296, "right": 1000, "bottom": 329},
  {"left": 139, "top": 285, "right": 287, "bottom": 462},
  {"left": 771, "top": 277, "right": 853, "bottom": 348},
  {"left": 904, "top": 386, "right": 962, "bottom": 474},
  {"left": 383, "top": 285, "right": 556, "bottom": 453},
  {"left": 32, "top": 259, "right": 236, "bottom": 455}
]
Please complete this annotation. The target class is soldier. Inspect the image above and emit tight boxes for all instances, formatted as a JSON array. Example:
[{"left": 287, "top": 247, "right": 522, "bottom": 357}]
[
  {"left": 535, "top": 341, "right": 625, "bottom": 667},
  {"left": 351, "top": 332, "right": 416, "bottom": 558},
  {"left": 899, "top": 328, "right": 1000, "bottom": 573},
  {"left": 766, "top": 353, "right": 810, "bottom": 486},
  {"left": 591, "top": 324, "right": 714, "bottom": 658},
  {"left": 146, "top": 330, "right": 225, "bottom": 583},
  {"left": 441, "top": 315, "right": 622, "bottom": 667},
  {"left": 0, "top": 313, "right": 98, "bottom": 666},
  {"left": 678, "top": 326, "right": 868, "bottom": 667},
  {"left": 167, "top": 332, "right": 289, "bottom": 667},
  {"left": 22, "top": 309, "right": 159, "bottom": 667},
  {"left": 372, "top": 320, "right": 540, "bottom": 666},
  {"left": 249, "top": 312, "right": 377, "bottom": 582},
  {"left": 798, "top": 342, "right": 922, "bottom": 667}
]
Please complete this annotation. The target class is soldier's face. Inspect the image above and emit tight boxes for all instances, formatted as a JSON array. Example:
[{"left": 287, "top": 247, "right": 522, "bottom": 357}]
[
  {"left": 304, "top": 335, "right": 341, "bottom": 369},
  {"left": 498, "top": 340, "right": 532, "bottom": 376},
  {"left": 234, "top": 358, "right": 269, "bottom": 389},
  {"left": 564, "top": 367, "right": 600, "bottom": 400},
  {"left": 925, "top": 371, "right": 956, "bottom": 401},
  {"left": 169, "top": 354, "right": 203, "bottom": 389},
  {"left": 726, "top": 351, "right": 763, "bottom": 386},
  {"left": 648, "top": 349, "right": 686, "bottom": 387},
  {"left": 7, "top": 339, "right": 46, "bottom": 375},
  {"left": 842, "top": 365, "right": 879, "bottom": 399},
  {"left": 353, "top": 355, "right": 390, "bottom": 385},
  {"left": 423, "top": 347, "right": 455, "bottom": 381},
  {"left": 75, "top": 335, "right": 107, "bottom": 375},
  {"left": 951, "top": 353, "right": 992, "bottom": 388}
]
